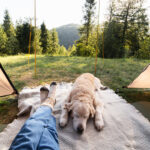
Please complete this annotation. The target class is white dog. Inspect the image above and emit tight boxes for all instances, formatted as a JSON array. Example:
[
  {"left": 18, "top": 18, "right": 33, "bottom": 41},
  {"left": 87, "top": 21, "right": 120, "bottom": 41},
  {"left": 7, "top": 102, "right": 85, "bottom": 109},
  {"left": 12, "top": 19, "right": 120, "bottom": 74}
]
[{"left": 59, "top": 73, "right": 105, "bottom": 134}]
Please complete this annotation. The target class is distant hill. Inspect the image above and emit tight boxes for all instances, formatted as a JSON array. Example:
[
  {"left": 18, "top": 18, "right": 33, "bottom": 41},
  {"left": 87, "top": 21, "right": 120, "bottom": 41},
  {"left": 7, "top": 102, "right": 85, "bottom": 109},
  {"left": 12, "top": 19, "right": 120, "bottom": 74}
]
[{"left": 56, "top": 24, "right": 80, "bottom": 49}]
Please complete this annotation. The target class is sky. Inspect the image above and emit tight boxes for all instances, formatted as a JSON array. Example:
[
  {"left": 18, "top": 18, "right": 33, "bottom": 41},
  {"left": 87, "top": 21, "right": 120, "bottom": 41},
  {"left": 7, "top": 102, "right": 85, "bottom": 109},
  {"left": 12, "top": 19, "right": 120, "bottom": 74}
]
[{"left": 0, "top": 0, "right": 150, "bottom": 29}]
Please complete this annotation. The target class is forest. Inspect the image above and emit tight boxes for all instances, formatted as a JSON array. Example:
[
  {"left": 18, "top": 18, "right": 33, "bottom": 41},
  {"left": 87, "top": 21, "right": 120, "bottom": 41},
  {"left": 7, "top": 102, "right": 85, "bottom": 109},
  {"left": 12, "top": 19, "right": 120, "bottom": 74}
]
[{"left": 0, "top": 0, "right": 150, "bottom": 59}]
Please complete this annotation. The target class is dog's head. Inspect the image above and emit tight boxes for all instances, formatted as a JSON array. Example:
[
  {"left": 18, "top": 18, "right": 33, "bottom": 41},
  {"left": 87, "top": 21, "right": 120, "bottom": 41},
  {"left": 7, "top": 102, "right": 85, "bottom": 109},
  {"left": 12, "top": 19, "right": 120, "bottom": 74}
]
[{"left": 65, "top": 100, "right": 95, "bottom": 134}]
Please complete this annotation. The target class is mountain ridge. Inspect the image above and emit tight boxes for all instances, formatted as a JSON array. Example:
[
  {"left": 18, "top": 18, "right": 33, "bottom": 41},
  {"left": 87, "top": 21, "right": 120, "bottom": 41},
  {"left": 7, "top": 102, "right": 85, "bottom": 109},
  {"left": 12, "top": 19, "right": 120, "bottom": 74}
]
[{"left": 56, "top": 24, "right": 80, "bottom": 49}]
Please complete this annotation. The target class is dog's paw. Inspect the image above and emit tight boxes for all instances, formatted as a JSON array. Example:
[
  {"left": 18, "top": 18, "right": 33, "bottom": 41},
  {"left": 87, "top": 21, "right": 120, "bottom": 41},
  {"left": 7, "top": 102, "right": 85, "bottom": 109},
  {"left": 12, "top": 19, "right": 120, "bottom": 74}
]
[
  {"left": 95, "top": 120, "right": 104, "bottom": 131},
  {"left": 59, "top": 119, "right": 68, "bottom": 128}
]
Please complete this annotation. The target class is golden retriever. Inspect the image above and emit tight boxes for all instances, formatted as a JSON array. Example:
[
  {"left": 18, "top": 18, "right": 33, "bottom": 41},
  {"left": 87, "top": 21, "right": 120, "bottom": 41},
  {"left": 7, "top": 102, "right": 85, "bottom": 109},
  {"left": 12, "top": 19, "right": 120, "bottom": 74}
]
[{"left": 59, "top": 73, "right": 105, "bottom": 134}]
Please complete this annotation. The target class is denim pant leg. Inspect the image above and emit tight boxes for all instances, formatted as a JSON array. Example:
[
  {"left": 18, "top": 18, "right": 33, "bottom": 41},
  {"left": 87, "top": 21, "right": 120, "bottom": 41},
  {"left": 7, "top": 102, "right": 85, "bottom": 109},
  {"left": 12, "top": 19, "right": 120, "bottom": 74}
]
[
  {"left": 37, "top": 114, "right": 59, "bottom": 150},
  {"left": 9, "top": 106, "right": 59, "bottom": 150}
]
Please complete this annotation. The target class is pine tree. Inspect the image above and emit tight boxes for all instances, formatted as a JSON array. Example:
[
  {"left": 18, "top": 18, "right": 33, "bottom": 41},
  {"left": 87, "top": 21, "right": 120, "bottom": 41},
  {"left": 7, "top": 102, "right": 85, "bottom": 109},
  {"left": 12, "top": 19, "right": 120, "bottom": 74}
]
[
  {"left": 40, "top": 22, "right": 51, "bottom": 54},
  {"left": 16, "top": 20, "right": 42, "bottom": 54},
  {"left": 79, "top": 0, "right": 96, "bottom": 45},
  {"left": 0, "top": 25, "right": 7, "bottom": 54},
  {"left": 76, "top": 0, "right": 96, "bottom": 56},
  {"left": 103, "top": 21, "right": 124, "bottom": 58},
  {"left": 103, "top": 0, "right": 149, "bottom": 58},
  {"left": 57, "top": 46, "right": 68, "bottom": 56},
  {"left": 113, "top": 0, "right": 149, "bottom": 56},
  {"left": 16, "top": 20, "right": 34, "bottom": 54},
  {"left": 136, "top": 37, "right": 150, "bottom": 59},
  {"left": 3, "top": 10, "right": 19, "bottom": 55},
  {"left": 33, "top": 28, "right": 42, "bottom": 54},
  {"left": 49, "top": 29, "right": 59, "bottom": 55},
  {"left": 68, "top": 44, "right": 77, "bottom": 56},
  {"left": 3, "top": 10, "right": 15, "bottom": 37}
]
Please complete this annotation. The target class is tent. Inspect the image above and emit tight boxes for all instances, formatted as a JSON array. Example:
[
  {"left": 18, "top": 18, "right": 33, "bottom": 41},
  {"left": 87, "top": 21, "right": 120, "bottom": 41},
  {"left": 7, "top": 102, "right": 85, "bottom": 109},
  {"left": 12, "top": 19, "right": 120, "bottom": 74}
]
[
  {"left": 127, "top": 64, "right": 150, "bottom": 88},
  {"left": 0, "top": 64, "right": 18, "bottom": 97}
]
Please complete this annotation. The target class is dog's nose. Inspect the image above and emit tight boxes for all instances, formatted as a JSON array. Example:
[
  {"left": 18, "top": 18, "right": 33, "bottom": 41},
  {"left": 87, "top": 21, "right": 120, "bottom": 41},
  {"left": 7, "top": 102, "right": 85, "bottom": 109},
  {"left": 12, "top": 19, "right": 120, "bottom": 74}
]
[{"left": 77, "top": 124, "right": 84, "bottom": 134}]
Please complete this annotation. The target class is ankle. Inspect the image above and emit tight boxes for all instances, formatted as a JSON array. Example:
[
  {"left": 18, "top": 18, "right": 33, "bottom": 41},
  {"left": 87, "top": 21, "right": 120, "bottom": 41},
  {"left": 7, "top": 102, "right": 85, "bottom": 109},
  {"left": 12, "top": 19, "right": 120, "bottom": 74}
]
[{"left": 41, "top": 97, "right": 56, "bottom": 109}]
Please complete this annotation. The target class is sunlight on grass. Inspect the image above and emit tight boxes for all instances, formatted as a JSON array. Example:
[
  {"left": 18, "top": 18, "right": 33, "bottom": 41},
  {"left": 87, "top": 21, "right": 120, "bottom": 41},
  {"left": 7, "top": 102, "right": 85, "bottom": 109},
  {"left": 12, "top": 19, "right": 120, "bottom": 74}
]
[{"left": 0, "top": 55, "right": 150, "bottom": 103}]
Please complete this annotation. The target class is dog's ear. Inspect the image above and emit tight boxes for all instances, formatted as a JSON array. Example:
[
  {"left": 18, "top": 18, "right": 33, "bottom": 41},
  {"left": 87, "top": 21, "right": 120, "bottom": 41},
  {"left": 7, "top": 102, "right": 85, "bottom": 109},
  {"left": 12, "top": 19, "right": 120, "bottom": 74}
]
[
  {"left": 64, "top": 102, "right": 73, "bottom": 112},
  {"left": 89, "top": 104, "right": 95, "bottom": 118}
]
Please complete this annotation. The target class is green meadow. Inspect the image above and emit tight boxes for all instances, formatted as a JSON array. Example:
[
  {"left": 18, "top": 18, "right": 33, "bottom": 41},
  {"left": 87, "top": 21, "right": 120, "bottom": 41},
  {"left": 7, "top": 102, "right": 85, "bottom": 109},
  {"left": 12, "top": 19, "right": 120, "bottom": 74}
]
[{"left": 1, "top": 55, "right": 149, "bottom": 90}]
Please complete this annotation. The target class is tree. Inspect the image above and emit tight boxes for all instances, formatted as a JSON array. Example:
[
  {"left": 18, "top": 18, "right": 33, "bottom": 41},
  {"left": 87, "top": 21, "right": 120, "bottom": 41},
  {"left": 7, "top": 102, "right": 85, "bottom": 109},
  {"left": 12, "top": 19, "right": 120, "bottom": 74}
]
[
  {"left": 3, "top": 10, "right": 19, "bottom": 54},
  {"left": 79, "top": 0, "right": 96, "bottom": 46},
  {"left": 135, "top": 37, "right": 150, "bottom": 59},
  {"left": 102, "top": 21, "right": 124, "bottom": 58},
  {"left": 40, "top": 22, "right": 51, "bottom": 54},
  {"left": 49, "top": 29, "right": 59, "bottom": 55},
  {"left": 76, "top": 32, "right": 97, "bottom": 56},
  {"left": 98, "top": 0, "right": 125, "bottom": 58},
  {"left": 16, "top": 20, "right": 35, "bottom": 54},
  {"left": 3, "top": 10, "right": 15, "bottom": 37},
  {"left": 33, "top": 28, "right": 42, "bottom": 54},
  {"left": 0, "top": 25, "right": 7, "bottom": 54},
  {"left": 57, "top": 46, "right": 68, "bottom": 56},
  {"left": 126, "top": 6, "right": 149, "bottom": 56},
  {"left": 108, "top": 0, "right": 116, "bottom": 22},
  {"left": 6, "top": 35, "right": 19, "bottom": 55},
  {"left": 68, "top": 44, "right": 77, "bottom": 56},
  {"left": 112, "top": 0, "right": 149, "bottom": 56},
  {"left": 16, "top": 20, "right": 42, "bottom": 54},
  {"left": 103, "top": 0, "right": 149, "bottom": 58},
  {"left": 76, "top": 0, "right": 96, "bottom": 56}
]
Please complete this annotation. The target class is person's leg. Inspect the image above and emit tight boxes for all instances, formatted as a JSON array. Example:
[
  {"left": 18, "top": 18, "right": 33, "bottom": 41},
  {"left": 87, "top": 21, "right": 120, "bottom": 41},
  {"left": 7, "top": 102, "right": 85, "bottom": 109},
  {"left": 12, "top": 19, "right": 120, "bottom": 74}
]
[
  {"left": 10, "top": 82, "right": 59, "bottom": 150},
  {"left": 10, "top": 106, "right": 59, "bottom": 150},
  {"left": 37, "top": 106, "right": 59, "bottom": 150}
]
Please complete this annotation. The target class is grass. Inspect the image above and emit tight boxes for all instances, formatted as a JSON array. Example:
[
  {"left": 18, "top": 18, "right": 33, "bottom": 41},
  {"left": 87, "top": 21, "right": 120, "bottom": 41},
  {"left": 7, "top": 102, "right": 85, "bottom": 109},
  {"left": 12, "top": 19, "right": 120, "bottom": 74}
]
[
  {"left": 1, "top": 55, "right": 149, "bottom": 90},
  {"left": 0, "top": 55, "right": 150, "bottom": 130},
  {"left": 0, "top": 98, "right": 18, "bottom": 132}
]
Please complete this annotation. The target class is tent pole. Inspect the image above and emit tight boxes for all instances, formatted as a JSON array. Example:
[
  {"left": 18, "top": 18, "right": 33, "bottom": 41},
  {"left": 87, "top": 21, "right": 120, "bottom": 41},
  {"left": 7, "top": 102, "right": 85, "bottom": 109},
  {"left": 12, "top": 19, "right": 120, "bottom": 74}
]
[
  {"left": 95, "top": 0, "right": 100, "bottom": 75},
  {"left": 34, "top": 0, "right": 37, "bottom": 76},
  {"left": 102, "top": 27, "right": 104, "bottom": 63},
  {"left": 28, "top": 18, "right": 32, "bottom": 65}
]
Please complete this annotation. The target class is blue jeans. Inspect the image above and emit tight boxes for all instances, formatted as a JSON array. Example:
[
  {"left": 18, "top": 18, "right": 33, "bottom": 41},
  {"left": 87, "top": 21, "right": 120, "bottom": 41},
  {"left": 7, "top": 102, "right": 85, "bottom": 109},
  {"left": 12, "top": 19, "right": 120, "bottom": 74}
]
[{"left": 9, "top": 106, "right": 59, "bottom": 150}]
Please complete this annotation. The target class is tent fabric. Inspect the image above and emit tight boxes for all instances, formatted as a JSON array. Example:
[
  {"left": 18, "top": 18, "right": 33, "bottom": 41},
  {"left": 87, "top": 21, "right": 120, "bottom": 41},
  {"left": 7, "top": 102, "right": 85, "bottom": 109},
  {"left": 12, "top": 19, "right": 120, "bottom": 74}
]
[
  {"left": 128, "top": 64, "right": 150, "bottom": 88},
  {"left": 0, "top": 83, "right": 150, "bottom": 150},
  {"left": 0, "top": 64, "right": 18, "bottom": 97}
]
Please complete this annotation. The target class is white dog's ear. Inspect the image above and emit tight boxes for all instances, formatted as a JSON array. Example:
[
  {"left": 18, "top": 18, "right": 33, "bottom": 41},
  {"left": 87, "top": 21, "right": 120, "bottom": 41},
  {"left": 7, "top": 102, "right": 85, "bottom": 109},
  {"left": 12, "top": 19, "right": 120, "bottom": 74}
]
[
  {"left": 89, "top": 105, "right": 95, "bottom": 118},
  {"left": 64, "top": 102, "right": 73, "bottom": 112}
]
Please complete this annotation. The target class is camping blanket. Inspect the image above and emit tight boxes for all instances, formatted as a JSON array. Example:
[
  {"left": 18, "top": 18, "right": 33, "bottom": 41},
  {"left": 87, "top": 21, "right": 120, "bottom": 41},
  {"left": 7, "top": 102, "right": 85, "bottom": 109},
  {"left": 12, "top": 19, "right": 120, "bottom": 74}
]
[{"left": 0, "top": 83, "right": 150, "bottom": 150}]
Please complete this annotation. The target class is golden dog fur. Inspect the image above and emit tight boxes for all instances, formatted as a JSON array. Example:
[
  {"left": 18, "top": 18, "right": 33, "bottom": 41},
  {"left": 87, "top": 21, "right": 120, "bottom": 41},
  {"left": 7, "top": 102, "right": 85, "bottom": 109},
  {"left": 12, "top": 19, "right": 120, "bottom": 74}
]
[{"left": 59, "top": 73, "right": 104, "bottom": 134}]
